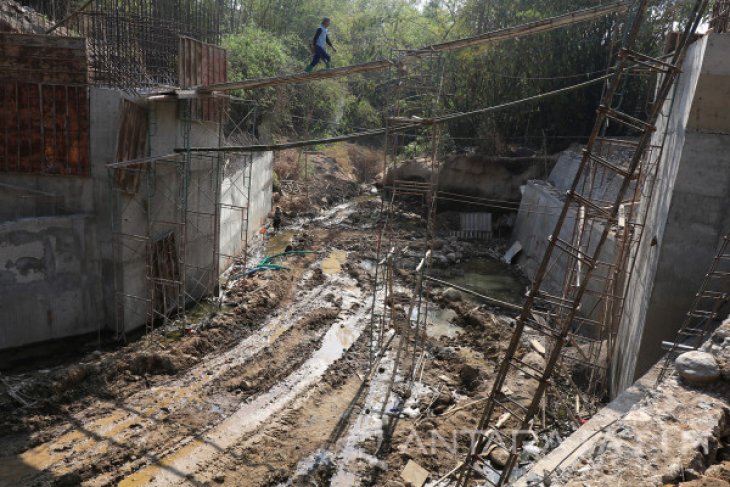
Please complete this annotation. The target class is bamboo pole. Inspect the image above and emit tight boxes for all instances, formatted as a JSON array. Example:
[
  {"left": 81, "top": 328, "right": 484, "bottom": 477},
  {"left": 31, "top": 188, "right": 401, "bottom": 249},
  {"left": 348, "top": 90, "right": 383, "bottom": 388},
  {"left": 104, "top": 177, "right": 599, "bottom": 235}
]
[
  {"left": 198, "top": 2, "right": 627, "bottom": 93},
  {"left": 175, "top": 73, "right": 612, "bottom": 153}
]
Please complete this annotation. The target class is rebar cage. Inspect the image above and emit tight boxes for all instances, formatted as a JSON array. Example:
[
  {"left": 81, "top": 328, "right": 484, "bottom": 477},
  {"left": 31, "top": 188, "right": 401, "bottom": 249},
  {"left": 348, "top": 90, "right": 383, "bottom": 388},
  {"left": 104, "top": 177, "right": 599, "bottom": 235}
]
[{"left": 23, "top": 0, "right": 224, "bottom": 90}]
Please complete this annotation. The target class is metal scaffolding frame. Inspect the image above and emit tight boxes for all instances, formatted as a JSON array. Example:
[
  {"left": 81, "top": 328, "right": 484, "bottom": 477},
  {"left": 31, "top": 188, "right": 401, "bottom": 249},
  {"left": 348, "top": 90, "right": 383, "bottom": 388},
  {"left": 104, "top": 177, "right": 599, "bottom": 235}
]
[
  {"left": 446, "top": 1, "right": 710, "bottom": 485},
  {"left": 367, "top": 49, "right": 446, "bottom": 455},
  {"left": 657, "top": 231, "right": 730, "bottom": 383},
  {"left": 109, "top": 97, "right": 256, "bottom": 339}
]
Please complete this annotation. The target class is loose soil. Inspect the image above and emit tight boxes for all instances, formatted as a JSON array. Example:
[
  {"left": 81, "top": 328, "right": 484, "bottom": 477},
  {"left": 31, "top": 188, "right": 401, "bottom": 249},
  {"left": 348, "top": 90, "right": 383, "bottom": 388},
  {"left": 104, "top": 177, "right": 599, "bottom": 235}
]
[{"left": 0, "top": 147, "right": 531, "bottom": 487}]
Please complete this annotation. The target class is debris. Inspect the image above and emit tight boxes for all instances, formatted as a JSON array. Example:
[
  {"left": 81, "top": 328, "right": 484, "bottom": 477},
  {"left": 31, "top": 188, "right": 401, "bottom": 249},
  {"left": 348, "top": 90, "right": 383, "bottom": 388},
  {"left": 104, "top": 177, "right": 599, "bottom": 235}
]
[
  {"left": 401, "top": 459, "right": 429, "bottom": 487},
  {"left": 523, "top": 442, "right": 542, "bottom": 459},
  {"left": 458, "top": 364, "right": 479, "bottom": 388},
  {"left": 431, "top": 390, "right": 455, "bottom": 415},
  {"left": 489, "top": 446, "right": 510, "bottom": 469},
  {"left": 530, "top": 339, "right": 546, "bottom": 356},
  {"left": 675, "top": 351, "right": 720, "bottom": 385},
  {"left": 442, "top": 287, "right": 462, "bottom": 302},
  {"left": 502, "top": 240, "right": 522, "bottom": 264}
]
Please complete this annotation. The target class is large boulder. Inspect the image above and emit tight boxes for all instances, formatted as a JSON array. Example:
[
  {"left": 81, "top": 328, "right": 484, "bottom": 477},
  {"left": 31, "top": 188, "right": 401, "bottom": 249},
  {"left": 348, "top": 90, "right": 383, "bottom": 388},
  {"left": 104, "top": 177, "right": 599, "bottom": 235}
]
[{"left": 675, "top": 351, "right": 720, "bottom": 385}]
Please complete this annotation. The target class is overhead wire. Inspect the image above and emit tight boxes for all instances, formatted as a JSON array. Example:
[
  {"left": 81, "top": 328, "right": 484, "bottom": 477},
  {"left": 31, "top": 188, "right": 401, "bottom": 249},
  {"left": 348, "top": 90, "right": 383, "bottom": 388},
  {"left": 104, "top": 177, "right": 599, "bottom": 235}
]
[{"left": 178, "top": 72, "right": 613, "bottom": 153}]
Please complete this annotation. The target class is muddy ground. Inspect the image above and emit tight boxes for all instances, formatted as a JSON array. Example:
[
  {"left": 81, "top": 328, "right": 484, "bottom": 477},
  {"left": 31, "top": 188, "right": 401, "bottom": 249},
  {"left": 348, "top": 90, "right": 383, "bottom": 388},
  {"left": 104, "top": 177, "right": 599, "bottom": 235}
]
[{"left": 0, "top": 146, "right": 536, "bottom": 487}]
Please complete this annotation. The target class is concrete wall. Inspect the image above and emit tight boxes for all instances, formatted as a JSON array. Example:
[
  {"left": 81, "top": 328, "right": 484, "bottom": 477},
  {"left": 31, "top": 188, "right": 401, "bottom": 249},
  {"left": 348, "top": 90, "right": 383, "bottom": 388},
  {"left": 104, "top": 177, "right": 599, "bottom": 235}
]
[
  {"left": 511, "top": 177, "right": 616, "bottom": 325},
  {"left": 90, "top": 88, "right": 127, "bottom": 333},
  {"left": 512, "top": 179, "right": 578, "bottom": 293},
  {"left": 612, "top": 33, "right": 730, "bottom": 394},
  {"left": 0, "top": 215, "right": 102, "bottom": 348},
  {"left": 219, "top": 152, "right": 273, "bottom": 271},
  {"left": 0, "top": 88, "right": 122, "bottom": 349},
  {"left": 0, "top": 88, "right": 274, "bottom": 347},
  {"left": 247, "top": 152, "right": 273, "bottom": 242},
  {"left": 0, "top": 183, "right": 60, "bottom": 221}
]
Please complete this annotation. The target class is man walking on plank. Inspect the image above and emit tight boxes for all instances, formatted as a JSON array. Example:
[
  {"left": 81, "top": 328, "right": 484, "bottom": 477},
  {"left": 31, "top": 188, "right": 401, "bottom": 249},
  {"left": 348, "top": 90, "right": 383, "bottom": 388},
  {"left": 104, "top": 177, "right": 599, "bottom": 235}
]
[{"left": 305, "top": 17, "right": 337, "bottom": 73}]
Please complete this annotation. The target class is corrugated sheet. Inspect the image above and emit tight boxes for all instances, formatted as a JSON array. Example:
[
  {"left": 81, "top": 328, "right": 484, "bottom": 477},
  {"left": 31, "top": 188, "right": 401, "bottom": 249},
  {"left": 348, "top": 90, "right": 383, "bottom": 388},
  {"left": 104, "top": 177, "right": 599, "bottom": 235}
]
[
  {"left": 456, "top": 212, "right": 492, "bottom": 240},
  {"left": 0, "top": 34, "right": 89, "bottom": 176},
  {"left": 178, "top": 36, "right": 226, "bottom": 121}
]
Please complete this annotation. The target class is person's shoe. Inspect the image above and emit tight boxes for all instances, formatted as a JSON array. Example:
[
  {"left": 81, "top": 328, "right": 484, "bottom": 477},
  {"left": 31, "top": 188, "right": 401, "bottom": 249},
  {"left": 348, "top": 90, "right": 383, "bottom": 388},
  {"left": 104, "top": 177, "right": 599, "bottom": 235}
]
[
  {"left": 304, "top": 65, "right": 313, "bottom": 73},
  {"left": 325, "top": 62, "right": 331, "bottom": 70}
]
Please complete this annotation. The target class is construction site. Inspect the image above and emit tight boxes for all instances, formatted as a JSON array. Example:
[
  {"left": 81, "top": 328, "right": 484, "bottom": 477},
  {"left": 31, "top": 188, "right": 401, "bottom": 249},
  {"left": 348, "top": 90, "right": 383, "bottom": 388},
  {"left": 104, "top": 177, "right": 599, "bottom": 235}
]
[{"left": 0, "top": 0, "right": 729, "bottom": 485}]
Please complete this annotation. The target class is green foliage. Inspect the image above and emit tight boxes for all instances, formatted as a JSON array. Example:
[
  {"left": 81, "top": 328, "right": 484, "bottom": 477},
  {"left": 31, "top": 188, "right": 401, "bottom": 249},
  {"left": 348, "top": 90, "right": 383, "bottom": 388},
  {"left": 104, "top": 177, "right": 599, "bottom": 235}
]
[
  {"left": 341, "top": 96, "right": 380, "bottom": 131},
  {"left": 223, "top": 28, "right": 296, "bottom": 112},
  {"left": 224, "top": 28, "right": 295, "bottom": 80},
  {"left": 219, "top": 0, "right": 688, "bottom": 153},
  {"left": 272, "top": 169, "right": 281, "bottom": 192}
]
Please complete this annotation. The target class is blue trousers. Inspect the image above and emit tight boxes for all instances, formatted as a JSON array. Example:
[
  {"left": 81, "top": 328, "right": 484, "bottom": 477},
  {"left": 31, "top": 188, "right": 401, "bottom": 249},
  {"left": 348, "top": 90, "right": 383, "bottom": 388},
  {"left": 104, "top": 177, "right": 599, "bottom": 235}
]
[{"left": 308, "top": 45, "right": 331, "bottom": 69}]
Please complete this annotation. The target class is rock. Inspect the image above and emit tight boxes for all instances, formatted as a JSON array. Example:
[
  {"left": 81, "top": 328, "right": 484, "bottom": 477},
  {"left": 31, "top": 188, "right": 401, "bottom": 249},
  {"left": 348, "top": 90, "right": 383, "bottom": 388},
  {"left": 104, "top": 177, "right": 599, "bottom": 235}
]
[
  {"left": 401, "top": 459, "right": 429, "bottom": 487},
  {"left": 446, "top": 252, "right": 457, "bottom": 263},
  {"left": 680, "top": 479, "right": 730, "bottom": 487},
  {"left": 529, "top": 339, "right": 546, "bottom": 356},
  {"left": 459, "top": 364, "right": 479, "bottom": 388},
  {"left": 213, "top": 473, "right": 226, "bottom": 483},
  {"left": 54, "top": 473, "right": 82, "bottom": 486},
  {"left": 489, "top": 447, "right": 510, "bottom": 469},
  {"left": 705, "top": 462, "right": 730, "bottom": 480},
  {"left": 675, "top": 351, "right": 720, "bottom": 385},
  {"left": 713, "top": 329, "right": 730, "bottom": 343},
  {"left": 523, "top": 443, "right": 542, "bottom": 458},
  {"left": 442, "top": 288, "right": 462, "bottom": 302},
  {"left": 522, "top": 351, "right": 546, "bottom": 372},
  {"left": 431, "top": 390, "right": 454, "bottom": 414}
]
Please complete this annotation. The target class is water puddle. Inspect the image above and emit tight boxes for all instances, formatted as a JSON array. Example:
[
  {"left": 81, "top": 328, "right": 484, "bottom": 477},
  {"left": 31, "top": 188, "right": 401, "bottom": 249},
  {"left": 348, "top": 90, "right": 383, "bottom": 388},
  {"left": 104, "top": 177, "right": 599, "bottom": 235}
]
[
  {"left": 410, "top": 305, "right": 461, "bottom": 339},
  {"left": 425, "top": 308, "right": 460, "bottom": 338},
  {"left": 433, "top": 257, "right": 526, "bottom": 305},
  {"left": 265, "top": 230, "right": 296, "bottom": 255},
  {"left": 119, "top": 276, "right": 368, "bottom": 486},
  {"left": 322, "top": 250, "right": 347, "bottom": 275},
  {"left": 359, "top": 259, "right": 376, "bottom": 274}
]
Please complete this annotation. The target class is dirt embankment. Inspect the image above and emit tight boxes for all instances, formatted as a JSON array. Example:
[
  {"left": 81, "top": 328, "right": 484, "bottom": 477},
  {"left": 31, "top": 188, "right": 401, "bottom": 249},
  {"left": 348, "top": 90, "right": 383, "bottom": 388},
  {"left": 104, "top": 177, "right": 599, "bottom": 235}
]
[
  {"left": 0, "top": 144, "right": 534, "bottom": 487},
  {"left": 383, "top": 151, "right": 557, "bottom": 211}
]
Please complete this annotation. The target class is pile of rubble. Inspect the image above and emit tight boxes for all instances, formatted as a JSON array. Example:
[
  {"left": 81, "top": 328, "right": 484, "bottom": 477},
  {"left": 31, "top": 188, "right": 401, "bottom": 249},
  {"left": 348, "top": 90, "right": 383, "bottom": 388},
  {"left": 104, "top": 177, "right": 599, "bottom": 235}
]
[{"left": 520, "top": 317, "right": 730, "bottom": 487}]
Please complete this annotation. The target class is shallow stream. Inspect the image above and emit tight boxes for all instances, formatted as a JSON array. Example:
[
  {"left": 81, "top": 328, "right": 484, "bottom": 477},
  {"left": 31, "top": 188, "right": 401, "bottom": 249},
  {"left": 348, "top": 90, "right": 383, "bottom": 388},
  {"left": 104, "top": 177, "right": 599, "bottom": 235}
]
[{"left": 433, "top": 256, "right": 527, "bottom": 305}]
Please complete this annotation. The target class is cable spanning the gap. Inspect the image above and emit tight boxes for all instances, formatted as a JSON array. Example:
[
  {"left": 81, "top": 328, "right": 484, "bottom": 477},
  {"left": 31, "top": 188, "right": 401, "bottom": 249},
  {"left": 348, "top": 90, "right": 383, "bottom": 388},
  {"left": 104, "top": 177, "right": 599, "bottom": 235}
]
[{"left": 177, "top": 72, "right": 612, "bottom": 153}]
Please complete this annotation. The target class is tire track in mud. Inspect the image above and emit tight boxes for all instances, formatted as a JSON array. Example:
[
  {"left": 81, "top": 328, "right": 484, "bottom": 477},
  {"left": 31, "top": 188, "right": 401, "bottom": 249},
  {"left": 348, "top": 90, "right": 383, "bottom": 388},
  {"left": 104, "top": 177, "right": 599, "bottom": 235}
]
[
  {"left": 88, "top": 306, "right": 344, "bottom": 486},
  {"left": 191, "top": 333, "right": 373, "bottom": 487},
  {"left": 209, "top": 307, "right": 342, "bottom": 399},
  {"left": 0, "top": 265, "right": 356, "bottom": 487},
  {"left": 117, "top": 274, "right": 369, "bottom": 486}
]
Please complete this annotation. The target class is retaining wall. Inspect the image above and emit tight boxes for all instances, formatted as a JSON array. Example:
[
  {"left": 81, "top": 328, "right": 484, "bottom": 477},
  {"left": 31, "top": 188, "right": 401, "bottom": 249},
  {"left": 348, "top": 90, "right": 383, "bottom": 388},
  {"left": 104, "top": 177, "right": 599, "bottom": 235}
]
[
  {"left": 612, "top": 33, "right": 730, "bottom": 393},
  {"left": 0, "top": 215, "right": 102, "bottom": 348},
  {"left": 0, "top": 89, "right": 273, "bottom": 349}
]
